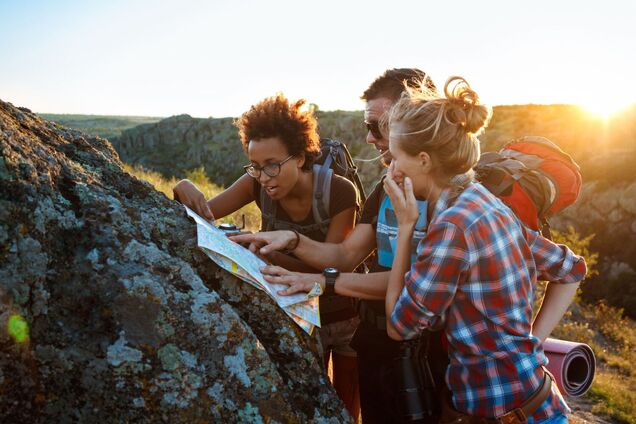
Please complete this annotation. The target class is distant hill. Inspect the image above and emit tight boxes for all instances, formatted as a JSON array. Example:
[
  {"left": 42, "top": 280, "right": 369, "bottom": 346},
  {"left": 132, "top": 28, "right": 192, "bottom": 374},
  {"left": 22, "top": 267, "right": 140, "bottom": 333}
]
[
  {"left": 41, "top": 105, "right": 636, "bottom": 189},
  {"left": 107, "top": 110, "right": 388, "bottom": 191},
  {"left": 38, "top": 113, "right": 163, "bottom": 139}
]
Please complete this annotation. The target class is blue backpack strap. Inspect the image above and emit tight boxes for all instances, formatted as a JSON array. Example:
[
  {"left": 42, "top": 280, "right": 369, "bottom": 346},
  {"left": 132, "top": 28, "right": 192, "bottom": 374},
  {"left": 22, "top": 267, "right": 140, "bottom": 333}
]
[
  {"left": 312, "top": 163, "right": 333, "bottom": 235},
  {"left": 376, "top": 194, "right": 395, "bottom": 267}
]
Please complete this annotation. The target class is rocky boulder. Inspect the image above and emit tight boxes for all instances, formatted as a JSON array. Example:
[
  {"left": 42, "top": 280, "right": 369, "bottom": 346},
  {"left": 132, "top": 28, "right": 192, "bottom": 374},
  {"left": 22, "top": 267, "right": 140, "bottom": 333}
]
[
  {"left": 552, "top": 180, "right": 636, "bottom": 275},
  {"left": 0, "top": 100, "right": 350, "bottom": 423}
]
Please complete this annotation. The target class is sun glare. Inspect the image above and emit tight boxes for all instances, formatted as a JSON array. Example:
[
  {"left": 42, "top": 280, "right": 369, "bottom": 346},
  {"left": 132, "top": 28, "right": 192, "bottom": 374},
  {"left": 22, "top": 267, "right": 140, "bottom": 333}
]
[{"left": 580, "top": 97, "right": 633, "bottom": 119}]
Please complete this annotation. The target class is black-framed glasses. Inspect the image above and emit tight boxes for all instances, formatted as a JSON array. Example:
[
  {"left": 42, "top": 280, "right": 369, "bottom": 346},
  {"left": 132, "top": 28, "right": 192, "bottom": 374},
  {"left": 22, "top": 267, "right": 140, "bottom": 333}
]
[
  {"left": 243, "top": 155, "right": 294, "bottom": 178},
  {"left": 365, "top": 120, "right": 384, "bottom": 140}
]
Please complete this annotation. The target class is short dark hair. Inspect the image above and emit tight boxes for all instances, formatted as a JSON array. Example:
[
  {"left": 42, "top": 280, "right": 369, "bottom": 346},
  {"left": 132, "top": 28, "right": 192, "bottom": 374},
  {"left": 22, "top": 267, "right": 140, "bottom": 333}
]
[
  {"left": 235, "top": 94, "right": 320, "bottom": 171},
  {"left": 361, "top": 68, "right": 438, "bottom": 102}
]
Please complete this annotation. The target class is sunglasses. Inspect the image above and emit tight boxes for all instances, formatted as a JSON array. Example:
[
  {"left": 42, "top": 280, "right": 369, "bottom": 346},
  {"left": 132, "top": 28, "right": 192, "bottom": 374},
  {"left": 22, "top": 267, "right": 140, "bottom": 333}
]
[{"left": 365, "top": 120, "right": 384, "bottom": 140}]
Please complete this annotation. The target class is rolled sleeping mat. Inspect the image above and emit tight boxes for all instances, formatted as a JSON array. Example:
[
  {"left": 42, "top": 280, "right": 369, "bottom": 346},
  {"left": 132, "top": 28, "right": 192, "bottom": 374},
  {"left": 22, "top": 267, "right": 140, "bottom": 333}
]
[{"left": 543, "top": 337, "right": 596, "bottom": 397}]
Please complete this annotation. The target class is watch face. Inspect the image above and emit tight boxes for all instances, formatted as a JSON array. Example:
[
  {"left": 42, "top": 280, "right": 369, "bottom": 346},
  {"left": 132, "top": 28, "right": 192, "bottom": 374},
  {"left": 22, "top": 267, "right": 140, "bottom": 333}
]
[{"left": 324, "top": 267, "right": 339, "bottom": 277}]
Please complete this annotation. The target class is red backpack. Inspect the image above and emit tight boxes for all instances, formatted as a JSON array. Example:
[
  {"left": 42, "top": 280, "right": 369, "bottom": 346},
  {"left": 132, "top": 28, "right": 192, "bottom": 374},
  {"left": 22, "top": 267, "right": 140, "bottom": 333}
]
[{"left": 475, "top": 136, "right": 582, "bottom": 237}]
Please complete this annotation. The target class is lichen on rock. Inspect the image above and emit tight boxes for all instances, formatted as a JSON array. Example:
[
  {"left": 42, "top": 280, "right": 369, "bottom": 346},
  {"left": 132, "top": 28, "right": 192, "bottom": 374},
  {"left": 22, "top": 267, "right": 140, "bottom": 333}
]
[{"left": 0, "top": 99, "right": 351, "bottom": 423}]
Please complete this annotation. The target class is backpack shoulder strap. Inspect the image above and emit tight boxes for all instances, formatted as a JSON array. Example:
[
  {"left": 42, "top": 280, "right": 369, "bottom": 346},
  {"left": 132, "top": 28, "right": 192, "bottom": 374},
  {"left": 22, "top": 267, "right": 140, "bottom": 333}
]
[
  {"left": 371, "top": 178, "right": 387, "bottom": 226},
  {"left": 312, "top": 163, "right": 333, "bottom": 235},
  {"left": 320, "top": 138, "right": 367, "bottom": 205},
  {"left": 259, "top": 183, "right": 277, "bottom": 232}
]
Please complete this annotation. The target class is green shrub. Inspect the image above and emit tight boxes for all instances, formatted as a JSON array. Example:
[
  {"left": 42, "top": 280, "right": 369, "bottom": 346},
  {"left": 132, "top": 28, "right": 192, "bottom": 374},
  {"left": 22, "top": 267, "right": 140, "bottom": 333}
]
[{"left": 593, "top": 301, "right": 632, "bottom": 348}]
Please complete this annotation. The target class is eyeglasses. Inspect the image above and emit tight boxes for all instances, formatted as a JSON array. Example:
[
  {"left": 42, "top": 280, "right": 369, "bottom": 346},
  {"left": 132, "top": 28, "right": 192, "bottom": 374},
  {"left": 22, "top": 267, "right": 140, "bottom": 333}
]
[
  {"left": 365, "top": 120, "right": 384, "bottom": 140},
  {"left": 243, "top": 155, "right": 294, "bottom": 178}
]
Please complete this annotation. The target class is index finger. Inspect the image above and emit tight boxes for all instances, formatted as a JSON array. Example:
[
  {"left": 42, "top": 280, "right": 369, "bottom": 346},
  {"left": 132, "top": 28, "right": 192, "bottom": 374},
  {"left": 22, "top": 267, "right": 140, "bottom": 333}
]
[
  {"left": 403, "top": 177, "right": 416, "bottom": 203},
  {"left": 229, "top": 233, "right": 258, "bottom": 243},
  {"left": 260, "top": 265, "right": 288, "bottom": 275}
]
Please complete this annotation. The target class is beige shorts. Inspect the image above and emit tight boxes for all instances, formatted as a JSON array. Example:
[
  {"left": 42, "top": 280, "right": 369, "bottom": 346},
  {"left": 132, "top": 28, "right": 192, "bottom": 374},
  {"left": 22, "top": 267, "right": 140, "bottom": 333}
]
[{"left": 317, "top": 316, "right": 360, "bottom": 358}]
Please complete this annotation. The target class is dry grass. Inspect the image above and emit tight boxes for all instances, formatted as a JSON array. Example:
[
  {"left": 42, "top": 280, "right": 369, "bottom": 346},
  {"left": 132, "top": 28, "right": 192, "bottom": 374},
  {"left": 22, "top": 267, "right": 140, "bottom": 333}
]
[
  {"left": 123, "top": 164, "right": 261, "bottom": 231},
  {"left": 553, "top": 299, "right": 636, "bottom": 423}
]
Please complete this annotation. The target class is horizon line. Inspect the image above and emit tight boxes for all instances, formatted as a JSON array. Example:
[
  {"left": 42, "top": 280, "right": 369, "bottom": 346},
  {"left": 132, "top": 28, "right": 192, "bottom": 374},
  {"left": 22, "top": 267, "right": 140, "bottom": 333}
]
[{"left": 31, "top": 102, "right": 628, "bottom": 120}]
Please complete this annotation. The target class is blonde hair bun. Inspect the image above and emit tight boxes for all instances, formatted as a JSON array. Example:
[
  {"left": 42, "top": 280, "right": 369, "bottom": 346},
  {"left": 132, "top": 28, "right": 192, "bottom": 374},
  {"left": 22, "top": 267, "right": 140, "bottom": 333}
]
[
  {"left": 444, "top": 76, "right": 491, "bottom": 135},
  {"left": 388, "top": 75, "right": 492, "bottom": 180}
]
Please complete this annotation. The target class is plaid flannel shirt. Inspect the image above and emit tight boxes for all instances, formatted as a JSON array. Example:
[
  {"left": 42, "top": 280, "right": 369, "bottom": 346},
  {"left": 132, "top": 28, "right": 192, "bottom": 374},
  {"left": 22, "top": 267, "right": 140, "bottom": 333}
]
[{"left": 391, "top": 182, "right": 586, "bottom": 421}]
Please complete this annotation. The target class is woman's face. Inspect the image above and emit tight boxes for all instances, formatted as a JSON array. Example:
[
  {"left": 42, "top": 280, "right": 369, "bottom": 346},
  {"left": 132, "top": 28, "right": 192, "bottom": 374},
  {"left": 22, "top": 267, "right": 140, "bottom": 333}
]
[
  {"left": 388, "top": 122, "right": 431, "bottom": 198},
  {"left": 247, "top": 137, "right": 304, "bottom": 200}
]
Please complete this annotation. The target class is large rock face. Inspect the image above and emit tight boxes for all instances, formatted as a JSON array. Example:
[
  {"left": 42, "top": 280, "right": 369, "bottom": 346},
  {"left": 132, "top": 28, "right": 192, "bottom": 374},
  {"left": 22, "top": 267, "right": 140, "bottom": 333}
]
[
  {"left": 553, "top": 180, "right": 636, "bottom": 272},
  {"left": 551, "top": 178, "right": 636, "bottom": 314},
  {"left": 0, "top": 100, "right": 350, "bottom": 423}
]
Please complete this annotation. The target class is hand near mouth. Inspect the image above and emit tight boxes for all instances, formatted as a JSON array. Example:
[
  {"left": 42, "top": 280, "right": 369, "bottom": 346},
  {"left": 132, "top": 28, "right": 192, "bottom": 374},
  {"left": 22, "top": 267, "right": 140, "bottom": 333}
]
[{"left": 384, "top": 163, "right": 418, "bottom": 228}]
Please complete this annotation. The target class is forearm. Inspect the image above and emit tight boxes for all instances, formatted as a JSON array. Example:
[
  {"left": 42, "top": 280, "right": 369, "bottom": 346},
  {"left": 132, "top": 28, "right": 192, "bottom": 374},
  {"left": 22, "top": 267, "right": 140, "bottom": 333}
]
[
  {"left": 268, "top": 251, "right": 319, "bottom": 273},
  {"left": 532, "top": 281, "right": 580, "bottom": 342},
  {"left": 293, "top": 235, "right": 364, "bottom": 272},
  {"left": 386, "top": 227, "right": 414, "bottom": 340},
  {"left": 333, "top": 271, "right": 390, "bottom": 300}
]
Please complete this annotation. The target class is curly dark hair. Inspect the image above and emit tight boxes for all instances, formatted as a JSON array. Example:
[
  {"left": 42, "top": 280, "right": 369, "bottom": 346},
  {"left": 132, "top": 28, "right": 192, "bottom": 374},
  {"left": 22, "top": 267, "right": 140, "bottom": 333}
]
[
  {"left": 361, "top": 68, "right": 438, "bottom": 102},
  {"left": 234, "top": 94, "right": 320, "bottom": 171}
]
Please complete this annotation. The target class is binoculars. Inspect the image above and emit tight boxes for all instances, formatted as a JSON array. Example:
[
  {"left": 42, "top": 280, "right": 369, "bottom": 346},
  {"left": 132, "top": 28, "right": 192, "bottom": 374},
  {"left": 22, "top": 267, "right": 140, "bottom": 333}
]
[{"left": 392, "top": 336, "right": 439, "bottom": 422}]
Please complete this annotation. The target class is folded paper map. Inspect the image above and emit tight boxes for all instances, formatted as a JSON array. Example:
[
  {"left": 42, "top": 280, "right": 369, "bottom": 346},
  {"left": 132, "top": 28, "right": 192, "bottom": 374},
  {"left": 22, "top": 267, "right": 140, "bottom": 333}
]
[{"left": 184, "top": 206, "right": 321, "bottom": 334}]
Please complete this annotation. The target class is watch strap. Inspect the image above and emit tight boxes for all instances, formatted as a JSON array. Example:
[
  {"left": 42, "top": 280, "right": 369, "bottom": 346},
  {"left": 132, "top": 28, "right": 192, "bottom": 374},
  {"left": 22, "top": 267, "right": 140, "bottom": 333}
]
[{"left": 324, "top": 275, "right": 336, "bottom": 296}]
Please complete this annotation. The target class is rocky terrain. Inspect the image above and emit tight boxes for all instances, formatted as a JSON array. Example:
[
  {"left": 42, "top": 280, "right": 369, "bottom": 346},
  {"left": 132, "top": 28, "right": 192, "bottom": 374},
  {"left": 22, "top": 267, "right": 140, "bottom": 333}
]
[
  {"left": 552, "top": 177, "right": 636, "bottom": 313},
  {"left": 0, "top": 99, "right": 350, "bottom": 423}
]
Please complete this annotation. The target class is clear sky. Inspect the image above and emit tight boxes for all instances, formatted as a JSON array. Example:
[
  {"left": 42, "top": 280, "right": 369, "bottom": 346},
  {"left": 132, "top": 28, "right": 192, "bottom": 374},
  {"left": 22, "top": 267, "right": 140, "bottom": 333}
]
[{"left": 1, "top": 0, "right": 635, "bottom": 117}]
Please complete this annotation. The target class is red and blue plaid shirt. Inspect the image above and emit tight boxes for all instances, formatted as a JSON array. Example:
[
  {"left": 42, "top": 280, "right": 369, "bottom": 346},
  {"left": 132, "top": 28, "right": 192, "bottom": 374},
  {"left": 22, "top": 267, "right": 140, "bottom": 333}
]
[{"left": 391, "top": 182, "right": 586, "bottom": 421}]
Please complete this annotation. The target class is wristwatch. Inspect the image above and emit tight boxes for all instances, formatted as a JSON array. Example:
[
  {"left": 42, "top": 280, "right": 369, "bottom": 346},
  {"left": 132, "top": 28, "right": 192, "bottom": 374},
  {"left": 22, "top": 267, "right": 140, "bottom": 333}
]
[{"left": 323, "top": 267, "right": 339, "bottom": 296}]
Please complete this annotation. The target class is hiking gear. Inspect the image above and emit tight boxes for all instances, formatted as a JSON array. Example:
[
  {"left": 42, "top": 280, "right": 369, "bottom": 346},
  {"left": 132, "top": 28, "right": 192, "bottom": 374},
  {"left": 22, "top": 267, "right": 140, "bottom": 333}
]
[
  {"left": 475, "top": 136, "right": 582, "bottom": 237},
  {"left": 244, "top": 154, "right": 295, "bottom": 178},
  {"left": 392, "top": 334, "right": 439, "bottom": 422},
  {"left": 314, "top": 138, "right": 366, "bottom": 215},
  {"left": 260, "top": 138, "right": 365, "bottom": 235}
]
